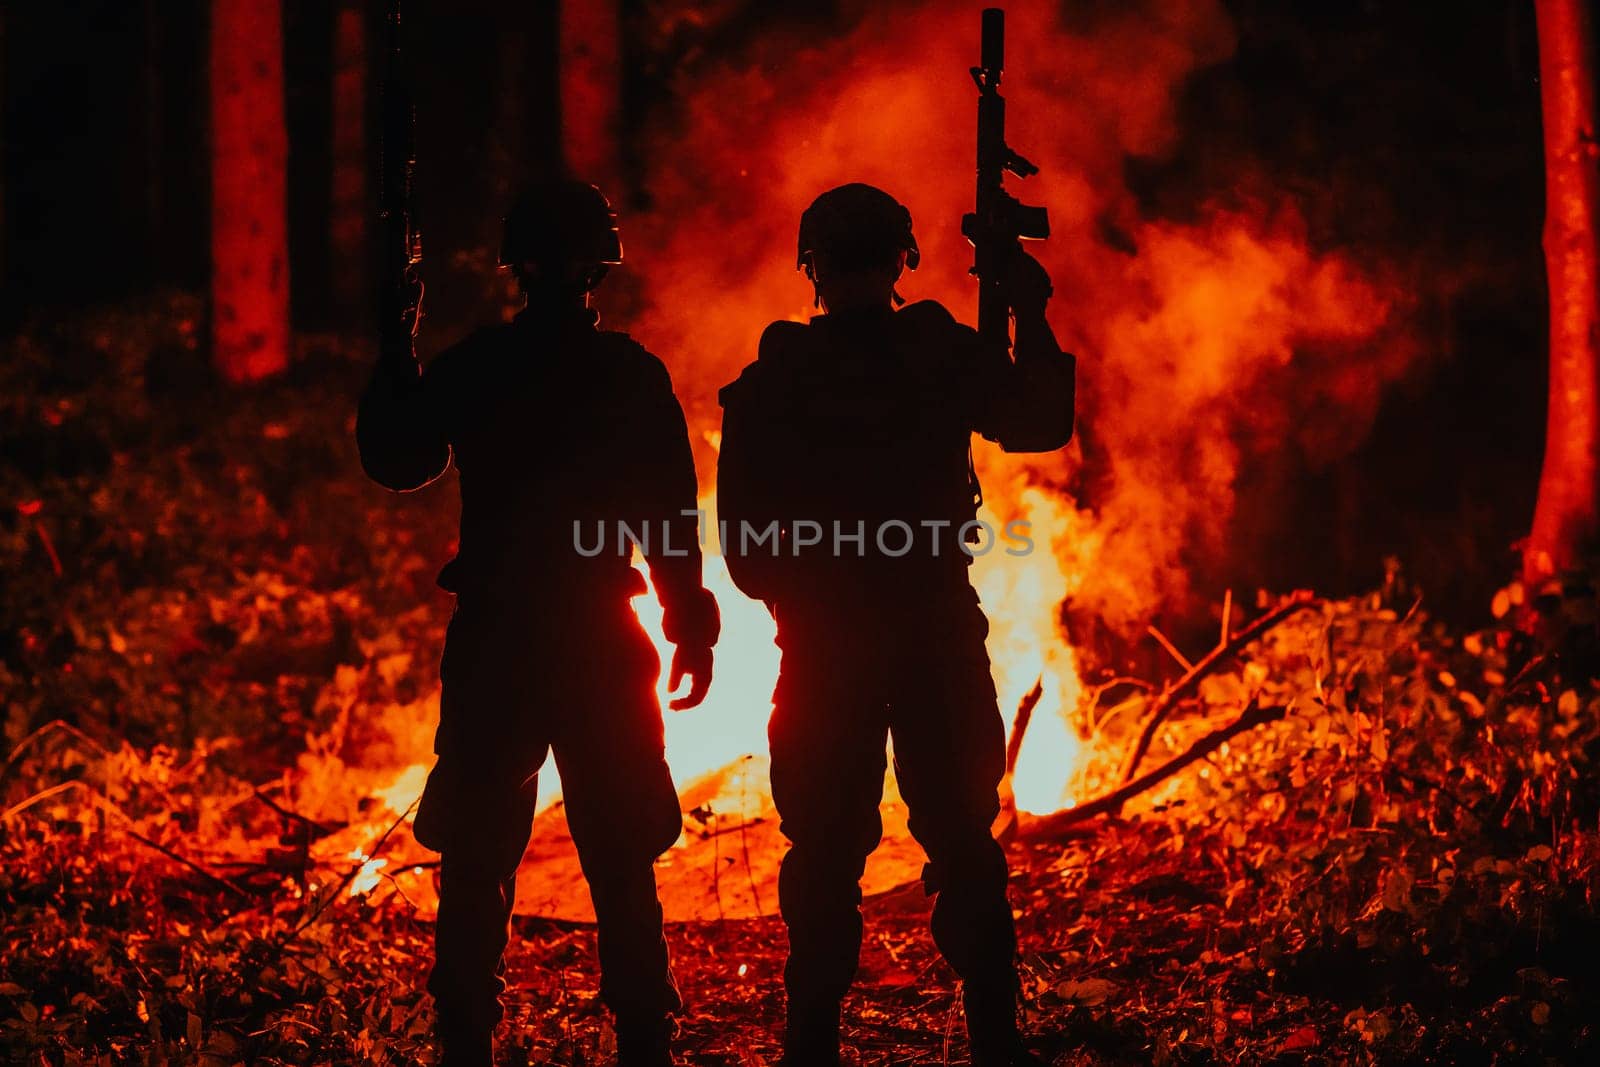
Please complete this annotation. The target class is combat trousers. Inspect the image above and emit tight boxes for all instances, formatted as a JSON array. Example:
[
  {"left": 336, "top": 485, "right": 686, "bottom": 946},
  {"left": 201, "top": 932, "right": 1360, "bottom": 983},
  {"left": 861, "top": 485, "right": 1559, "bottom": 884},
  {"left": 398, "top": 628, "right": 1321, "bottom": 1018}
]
[
  {"left": 768, "top": 588, "right": 1019, "bottom": 1013},
  {"left": 414, "top": 600, "right": 685, "bottom": 1044}
]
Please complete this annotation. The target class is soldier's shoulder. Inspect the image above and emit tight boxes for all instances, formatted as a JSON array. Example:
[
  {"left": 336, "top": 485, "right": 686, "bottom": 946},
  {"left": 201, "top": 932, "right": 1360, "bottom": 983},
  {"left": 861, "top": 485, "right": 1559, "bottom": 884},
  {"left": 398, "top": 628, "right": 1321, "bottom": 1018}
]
[
  {"left": 758, "top": 318, "right": 810, "bottom": 352},
  {"left": 715, "top": 322, "right": 782, "bottom": 408},
  {"left": 720, "top": 320, "right": 807, "bottom": 406},
  {"left": 592, "top": 327, "right": 656, "bottom": 362},
  {"left": 591, "top": 328, "right": 663, "bottom": 367},
  {"left": 718, "top": 358, "right": 759, "bottom": 410},
  {"left": 896, "top": 299, "right": 973, "bottom": 337},
  {"left": 589, "top": 329, "right": 678, "bottom": 395},
  {"left": 755, "top": 319, "right": 814, "bottom": 372}
]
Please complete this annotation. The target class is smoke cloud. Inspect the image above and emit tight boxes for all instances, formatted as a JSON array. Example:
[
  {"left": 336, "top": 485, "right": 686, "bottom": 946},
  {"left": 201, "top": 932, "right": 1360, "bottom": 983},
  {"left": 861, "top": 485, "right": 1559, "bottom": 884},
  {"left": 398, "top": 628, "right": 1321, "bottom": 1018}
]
[{"left": 616, "top": 0, "right": 1416, "bottom": 638}]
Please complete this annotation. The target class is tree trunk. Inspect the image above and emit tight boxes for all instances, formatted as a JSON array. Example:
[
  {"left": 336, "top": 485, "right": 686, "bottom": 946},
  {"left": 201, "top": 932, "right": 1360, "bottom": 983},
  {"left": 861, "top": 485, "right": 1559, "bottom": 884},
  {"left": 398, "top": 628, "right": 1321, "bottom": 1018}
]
[
  {"left": 328, "top": 0, "right": 368, "bottom": 322},
  {"left": 1527, "top": 0, "right": 1600, "bottom": 585},
  {"left": 1, "top": 7, "right": 7, "bottom": 297},
  {"left": 209, "top": 0, "right": 290, "bottom": 383},
  {"left": 559, "top": 0, "right": 621, "bottom": 190}
]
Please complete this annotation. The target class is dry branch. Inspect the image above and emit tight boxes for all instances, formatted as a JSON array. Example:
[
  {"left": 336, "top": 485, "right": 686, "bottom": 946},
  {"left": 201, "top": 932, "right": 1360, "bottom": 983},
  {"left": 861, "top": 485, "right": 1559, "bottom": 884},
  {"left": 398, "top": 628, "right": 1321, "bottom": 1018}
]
[
  {"left": 287, "top": 797, "right": 419, "bottom": 938},
  {"left": 1006, "top": 675, "right": 1046, "bottom": 774},
  {"left": 252, "top": 787, "right": 338, "bottom": 839},
  {"left": 1119, "top": 594, "right": 1319, "bottom": 784},
  {"left": 2, "top": 718, "right": 110, "bottom": 783},
  {"left": 1026, "top": 700, "right": 1288, "bottom": 838}
]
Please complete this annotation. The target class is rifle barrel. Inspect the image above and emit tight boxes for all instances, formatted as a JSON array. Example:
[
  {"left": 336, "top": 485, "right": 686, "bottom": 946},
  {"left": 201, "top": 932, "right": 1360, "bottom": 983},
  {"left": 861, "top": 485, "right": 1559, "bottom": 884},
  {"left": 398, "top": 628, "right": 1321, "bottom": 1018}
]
[{"left": 981, "top": 8, "right": 1004, "bottom": 74}]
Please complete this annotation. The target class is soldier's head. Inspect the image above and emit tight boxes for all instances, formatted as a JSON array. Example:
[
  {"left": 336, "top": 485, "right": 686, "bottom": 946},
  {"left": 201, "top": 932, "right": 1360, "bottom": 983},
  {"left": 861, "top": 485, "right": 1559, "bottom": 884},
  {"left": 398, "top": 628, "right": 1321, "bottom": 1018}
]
[
  {"left": 498, "top": 179, "right": 623, "bottom": 303},
  {"left": 797, "top": 183, "right": 920, "bottom": 313}
]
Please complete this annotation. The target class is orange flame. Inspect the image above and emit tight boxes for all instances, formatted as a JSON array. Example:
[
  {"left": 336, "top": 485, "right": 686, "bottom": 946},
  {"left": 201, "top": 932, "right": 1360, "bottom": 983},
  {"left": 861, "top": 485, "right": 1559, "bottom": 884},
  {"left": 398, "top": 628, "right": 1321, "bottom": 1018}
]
[
  {"left": 611, "top": 0, "right": 1407, "bottom": 809},
  {"left": 358, "top": 1, "right": 1414, "bottom": 843}
]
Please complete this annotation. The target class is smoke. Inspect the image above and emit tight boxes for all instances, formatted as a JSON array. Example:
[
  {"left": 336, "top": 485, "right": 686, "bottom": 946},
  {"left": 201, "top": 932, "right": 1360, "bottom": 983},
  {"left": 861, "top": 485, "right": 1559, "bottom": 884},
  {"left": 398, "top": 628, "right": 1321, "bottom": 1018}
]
[{"left": 615, "top": 0, "right": 1417, "bottom": 638}]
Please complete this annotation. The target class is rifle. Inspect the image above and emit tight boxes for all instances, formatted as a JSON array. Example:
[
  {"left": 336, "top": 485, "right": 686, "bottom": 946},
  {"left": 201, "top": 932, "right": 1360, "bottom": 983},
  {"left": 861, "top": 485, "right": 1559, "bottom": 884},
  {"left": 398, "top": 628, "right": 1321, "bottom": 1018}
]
[
  {"left": 377, "top": 0, "right": 421, "bottom": 364},
  {"left": 961, "top": 7, "right": 1048, "bottom": 350}
]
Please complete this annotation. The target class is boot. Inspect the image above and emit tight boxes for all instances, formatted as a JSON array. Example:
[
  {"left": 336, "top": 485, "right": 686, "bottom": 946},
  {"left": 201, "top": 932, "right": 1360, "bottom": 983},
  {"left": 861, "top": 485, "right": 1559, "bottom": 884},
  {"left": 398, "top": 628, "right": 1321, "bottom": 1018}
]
[
  {"left": 616, "top": 1015, "right": 677, "bottom": 1067},
  {"left": 437, "top": 1025, "right": 493, "bottom": 1067},
  {"left": 964, "top": 984, "right": 1045, "bottom": 1067},
  {"left": 779, "top": 997, "right": 841, "bottom": 1067}
]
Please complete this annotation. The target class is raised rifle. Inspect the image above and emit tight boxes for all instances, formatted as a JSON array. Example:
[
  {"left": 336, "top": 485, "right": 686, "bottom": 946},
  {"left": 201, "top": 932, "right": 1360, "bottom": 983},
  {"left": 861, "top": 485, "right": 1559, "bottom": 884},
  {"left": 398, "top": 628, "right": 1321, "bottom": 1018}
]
[
  {"left": 961, "top": 7, "right": 1049, "bottom": 350},
  {"left": 377, "top": 0, "right": 422, "bottom": 364}
]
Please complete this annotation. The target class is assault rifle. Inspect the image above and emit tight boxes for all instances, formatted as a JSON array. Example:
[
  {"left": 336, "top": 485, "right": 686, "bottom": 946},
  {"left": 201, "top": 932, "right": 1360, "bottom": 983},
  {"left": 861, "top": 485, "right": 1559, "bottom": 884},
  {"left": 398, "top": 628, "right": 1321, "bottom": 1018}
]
[
  {"left": 378, "top": 0, "right": 422, "bottom": 363},
  {"left": 961, "top": 8, "right": 1049, "bottom": 350}
]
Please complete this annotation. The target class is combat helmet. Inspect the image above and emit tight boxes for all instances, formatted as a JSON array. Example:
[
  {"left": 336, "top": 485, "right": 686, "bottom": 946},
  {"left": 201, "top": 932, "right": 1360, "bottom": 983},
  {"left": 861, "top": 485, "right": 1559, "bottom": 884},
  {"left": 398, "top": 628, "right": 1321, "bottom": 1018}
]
[
  {"left": 498, "top": 179, "right": 623, "bottom": 275},
  {"left": 797, "top": 183, "right": 921, "bottom": 276}
]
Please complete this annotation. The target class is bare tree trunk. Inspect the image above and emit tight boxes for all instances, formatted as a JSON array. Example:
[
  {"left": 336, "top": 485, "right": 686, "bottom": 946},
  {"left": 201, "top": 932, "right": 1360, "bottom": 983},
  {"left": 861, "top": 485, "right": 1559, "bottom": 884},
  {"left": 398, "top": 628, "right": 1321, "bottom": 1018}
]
[
  {"left": 1, "top": 7, "right": 7, "bottom": 297},
  {"left": 209, "top": 0, "right": 290, "bottom": 383},
  {"left": 559, "top": 0, "right": 621, "bottom": 189},
  {"left": 1527, "top": 0, "right": 1600, "bottom": 585},
  {"left": 328, "top": 0, "right": 367, "bottom": 322}
]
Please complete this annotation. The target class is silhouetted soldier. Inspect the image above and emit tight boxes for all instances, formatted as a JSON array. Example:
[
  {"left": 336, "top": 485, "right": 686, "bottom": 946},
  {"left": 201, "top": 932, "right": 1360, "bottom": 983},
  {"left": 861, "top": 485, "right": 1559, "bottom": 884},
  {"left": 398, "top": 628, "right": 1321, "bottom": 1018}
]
[
  {"left": 358, "top": 180, "right": 719, "bottom": 1067},
  {"left": 717, "top": 184, "right": 1074, "bottom": 1066}
]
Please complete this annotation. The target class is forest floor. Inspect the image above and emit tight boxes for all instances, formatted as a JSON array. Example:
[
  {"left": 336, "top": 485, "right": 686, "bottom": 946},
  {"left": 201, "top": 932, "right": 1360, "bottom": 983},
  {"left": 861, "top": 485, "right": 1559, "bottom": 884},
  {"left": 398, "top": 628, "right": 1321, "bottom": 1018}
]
[{"left": 3, "top": 301, "right": 1599, "bottom": 1066}]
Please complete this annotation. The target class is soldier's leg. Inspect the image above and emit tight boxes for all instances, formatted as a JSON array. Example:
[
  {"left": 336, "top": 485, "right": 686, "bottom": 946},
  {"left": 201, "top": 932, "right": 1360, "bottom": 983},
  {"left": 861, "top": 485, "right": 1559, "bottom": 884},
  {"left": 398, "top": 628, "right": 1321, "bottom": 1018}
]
[
  {"left": 550, "top": 620, "right": 683, "bottom": 1060},
  {"left": 420, "top": 748, "right": 542, "bottom": 1065},
  {"left": 889, "top": 615, "right": 1026, "bottom": 1063},
  {"left": 769, "top": 656, "right": 890, "bottom": 1060},
  {"left": 416, "top": 610, "right": 546, "bottom": 1066}
]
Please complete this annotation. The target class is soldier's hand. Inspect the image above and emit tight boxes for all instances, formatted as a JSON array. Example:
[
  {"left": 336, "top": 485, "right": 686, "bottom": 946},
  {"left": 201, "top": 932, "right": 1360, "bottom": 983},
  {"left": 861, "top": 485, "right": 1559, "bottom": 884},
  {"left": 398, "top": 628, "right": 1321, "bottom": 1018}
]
[
  {"left": 399, "top": 270, "right": 425, "bottom": 339},
  {"left": 667, "top": 643, "right": 714, "bottom": 711},
  {"left": 1002, "top": 248, "right": 1052, "bottom": 320}
]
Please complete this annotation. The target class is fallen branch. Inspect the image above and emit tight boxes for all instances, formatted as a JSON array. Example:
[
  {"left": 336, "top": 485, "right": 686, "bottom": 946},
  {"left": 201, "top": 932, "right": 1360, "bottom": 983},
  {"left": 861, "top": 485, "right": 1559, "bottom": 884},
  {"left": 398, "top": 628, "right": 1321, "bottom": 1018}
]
[
  {"left": 1026, "top": 700, "right": 1288, "bottom": 838},
  {"left": 994, "top": 678, "right": 1048, "bottom": 847},
  {"left": 1005, "top": 676, "right": 1046, "bottom": 775},
  {"left": 1119, "top": 594, "right": 1319, "bottom": 784}
]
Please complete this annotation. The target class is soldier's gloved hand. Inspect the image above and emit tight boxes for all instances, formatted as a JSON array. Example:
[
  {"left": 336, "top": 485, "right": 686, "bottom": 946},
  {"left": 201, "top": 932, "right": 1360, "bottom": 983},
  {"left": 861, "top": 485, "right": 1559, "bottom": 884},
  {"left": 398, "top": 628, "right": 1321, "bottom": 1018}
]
[
  {"left": 398, "top": 269, "right": 425, "bottom": 339},
  {"left": 667, "top": 643, "right": 714, "bottom": 711},
  {"left": 1001, "top": 248, "right": 1052, "bottom": 321}
]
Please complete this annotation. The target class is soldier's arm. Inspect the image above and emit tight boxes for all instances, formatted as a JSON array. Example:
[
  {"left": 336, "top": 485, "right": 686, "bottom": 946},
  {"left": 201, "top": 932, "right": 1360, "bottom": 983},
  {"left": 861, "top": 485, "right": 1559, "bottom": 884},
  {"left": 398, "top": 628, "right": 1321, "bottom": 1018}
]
[
  {"left": 971, "top": 252, "right": 1077, "bottom": 453},
  {"left": 355, "top": 336, "right": 455, "bottom": 491},
  {"left": 633, "top": 356, "right": 721, "bottom": 653},
  {"left": 716, "top": 327, "right": 797, "bottom": 607}
]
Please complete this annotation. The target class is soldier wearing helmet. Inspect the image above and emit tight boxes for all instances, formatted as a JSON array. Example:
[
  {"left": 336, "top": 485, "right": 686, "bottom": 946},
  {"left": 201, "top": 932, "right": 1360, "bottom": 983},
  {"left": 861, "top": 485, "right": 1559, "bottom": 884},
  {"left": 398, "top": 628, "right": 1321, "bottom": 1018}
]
[
  {"left": 358, "top": 178, "right": 718, "bottom": 1067},
  {"left": 717, "top": 183, "right": 1073, "bottom": 1066}
]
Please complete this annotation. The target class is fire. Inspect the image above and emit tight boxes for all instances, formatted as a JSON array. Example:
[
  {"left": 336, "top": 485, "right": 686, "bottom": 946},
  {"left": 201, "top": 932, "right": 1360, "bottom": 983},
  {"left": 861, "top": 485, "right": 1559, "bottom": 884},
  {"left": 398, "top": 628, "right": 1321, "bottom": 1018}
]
[
  {"left": 629, "top": 493, "right": 1091, "bottom": 817},
  {"left": 631, "top": 505, "right": 781, "bottom": 803},
  {"left": 348, "top": 848, "right": 388, "bottom": 897},
  {"left": 491, "top": 485, "right": 1096, "bottom": 824},
  {"left": 609, "top": 0, "right": 1409, "bottom": 812},
  {"left": 372, "top": 761, "right": 429, "bottom": 817},
  {"left": 350, "top": 0, "right": 1417, "bottom": 881},
  {"left": 972, "top": 488, "right": 1089, "bottom": 812}
]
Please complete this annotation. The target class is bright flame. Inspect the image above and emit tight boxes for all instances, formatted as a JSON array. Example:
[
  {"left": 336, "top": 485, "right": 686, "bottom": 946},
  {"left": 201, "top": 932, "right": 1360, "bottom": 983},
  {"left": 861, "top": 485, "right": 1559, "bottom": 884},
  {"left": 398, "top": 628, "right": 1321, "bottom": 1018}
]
[
  {"left": 372, "top": 762, "right": 428, "bottom": 817},
  {"left": 354, "top": 0, "right": 1415, "bottom": 838},
  {"left": 348, "top": 848, "right": 388, "bottom": 897},
  {"left": 631, "top": 503, "right": 781, "bottom": 791},
  {"left": 973, "top": 486, "right": 1088, "bottom": 811},
  {"left": 632, "top": 493, "right": 1091, "bottom": 812}
]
